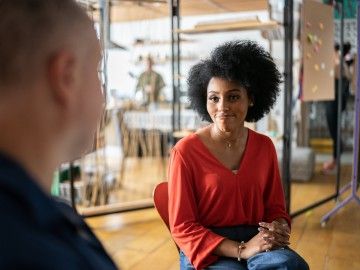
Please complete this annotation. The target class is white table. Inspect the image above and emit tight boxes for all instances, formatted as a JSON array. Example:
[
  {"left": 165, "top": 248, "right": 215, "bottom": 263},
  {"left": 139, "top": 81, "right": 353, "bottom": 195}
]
[{"left": 123, "top": 109, "right": 203, "bottom": 132}]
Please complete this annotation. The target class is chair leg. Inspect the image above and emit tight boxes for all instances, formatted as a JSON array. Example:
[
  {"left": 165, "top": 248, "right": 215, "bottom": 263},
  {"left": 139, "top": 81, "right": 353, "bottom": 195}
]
[
  {"left": 138, "top": 130, "right": 148, "bottom": 157},
  {"left": 160, "top": 132, "right": 168, "bottom": 179},
  {"left": 145, "top": 130, "right": 154, "bottom": 157},
  {"left": 154, "top": 131, "right": 161, "bottom": 157},
  {"left": 116, "top": 156, "right": 126, "bottom": 189},
  {"left": 90, "top": 174, "right": 100, "bottom": 206}
]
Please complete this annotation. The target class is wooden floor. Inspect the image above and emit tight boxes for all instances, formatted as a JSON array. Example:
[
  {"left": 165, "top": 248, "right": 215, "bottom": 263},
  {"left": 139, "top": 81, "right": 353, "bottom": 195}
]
[{"left": 85, "top": 160, "right": 360, "bottom": 270}]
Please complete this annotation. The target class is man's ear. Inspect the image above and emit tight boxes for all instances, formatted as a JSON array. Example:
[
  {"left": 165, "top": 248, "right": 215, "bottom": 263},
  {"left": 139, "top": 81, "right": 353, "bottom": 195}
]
[{"left": 47, "top": 50, "right": 77, "bottom": 107}]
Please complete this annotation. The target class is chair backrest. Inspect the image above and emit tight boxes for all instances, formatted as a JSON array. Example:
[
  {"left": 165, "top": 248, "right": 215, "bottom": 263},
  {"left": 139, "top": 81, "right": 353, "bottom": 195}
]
[
  {"left": 153, "top": 182, "right": 179, "bottom": 252},
  {"left": 153, "top": 182, "right": 170, "bottom": 230}
]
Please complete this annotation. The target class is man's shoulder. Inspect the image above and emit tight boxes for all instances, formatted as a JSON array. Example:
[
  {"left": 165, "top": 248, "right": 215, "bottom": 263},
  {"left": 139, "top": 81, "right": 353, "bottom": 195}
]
[
  {"left": 0, "top": 191, "right": 30, "bottom": 221},
  {"left": 0, "top": 195, "right": 84, "bottom": 269},
  {"left": 0, "top": 194, "right": 117, "bottom": 270},
  {"left": 0, "top": 192, "right": 54, "bottom": 245},
  {"left": 0, "top": 192, "right": 42, "bottom": 241},
  {"left": 0, "top": 232, "right": 84, "bottom": 269}
]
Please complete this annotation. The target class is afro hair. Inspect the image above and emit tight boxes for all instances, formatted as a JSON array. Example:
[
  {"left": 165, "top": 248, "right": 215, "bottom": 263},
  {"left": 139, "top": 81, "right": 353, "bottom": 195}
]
[{"left": 187, "top": 40, "right": 282, "bottom": 122}]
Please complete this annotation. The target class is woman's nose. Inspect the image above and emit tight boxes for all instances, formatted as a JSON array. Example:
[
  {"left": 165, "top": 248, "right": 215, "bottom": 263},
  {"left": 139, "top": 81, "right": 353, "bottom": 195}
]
[{"left": 218, "top": 99, "right": 229, "bottom": 111}]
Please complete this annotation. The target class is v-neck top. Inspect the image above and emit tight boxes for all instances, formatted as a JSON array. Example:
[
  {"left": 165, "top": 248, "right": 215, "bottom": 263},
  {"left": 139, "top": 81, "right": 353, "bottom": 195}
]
[
  {"left": 194, "top": 128, "right": 250, "bottom": 174},
  {"left": 168, "top": 129, "right": 290, "bottom": 270}
]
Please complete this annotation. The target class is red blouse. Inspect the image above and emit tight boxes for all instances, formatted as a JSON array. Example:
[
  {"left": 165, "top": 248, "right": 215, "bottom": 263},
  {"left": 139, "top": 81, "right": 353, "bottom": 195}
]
[{"left": 168, "top": 129, "right": 290, "bottom": 270}]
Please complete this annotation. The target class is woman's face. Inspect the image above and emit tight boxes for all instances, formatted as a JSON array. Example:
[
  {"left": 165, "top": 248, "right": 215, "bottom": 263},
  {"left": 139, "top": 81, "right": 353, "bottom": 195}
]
[{"left": 206, "top": 77, "right": 251, "bottom": 133}]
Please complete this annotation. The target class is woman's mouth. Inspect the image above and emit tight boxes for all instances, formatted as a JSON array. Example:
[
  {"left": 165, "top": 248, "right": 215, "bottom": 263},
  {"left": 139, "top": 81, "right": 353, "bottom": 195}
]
[{"left": 217, "top": 114, "right": 235, "bottom": 119}]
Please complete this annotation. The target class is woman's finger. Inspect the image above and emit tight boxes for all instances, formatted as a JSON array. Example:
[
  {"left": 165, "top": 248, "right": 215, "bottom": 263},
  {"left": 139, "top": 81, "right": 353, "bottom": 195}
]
[
  {"left": 264, "top": 237, "right": 290, "bottom": 248},
  {"left": 259, "top": 222, "right": 272, "bottom": 230},
  {"left": 273, "top": 228, "right": 290, "bottom": 238},
  {"left": 272, "top": 232, "right": 290, "bottom": 244},
  {"left": 259, "top": 228, "right": 288, "bottom": 241},
  {"left": 260, "top": 221, "right": 290, "bottom": 235},
  {"left": 261, "top": 232, "right": 289, "bottom": 246}
]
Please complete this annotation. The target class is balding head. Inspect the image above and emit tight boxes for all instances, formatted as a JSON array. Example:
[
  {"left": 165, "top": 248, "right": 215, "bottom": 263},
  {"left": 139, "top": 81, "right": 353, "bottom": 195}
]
[
  {"left": 0, "top": 0, "right": 94, "bottom": 90},
  {"left": 0, "top": 0, "right": 103, "bottom": 186}
]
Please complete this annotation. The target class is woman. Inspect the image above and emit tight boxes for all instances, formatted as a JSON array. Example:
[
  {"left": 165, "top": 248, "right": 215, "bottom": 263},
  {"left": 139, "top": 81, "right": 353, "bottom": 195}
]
[{"left": 168, "top": 41, "right": 309, "bottom": 270}]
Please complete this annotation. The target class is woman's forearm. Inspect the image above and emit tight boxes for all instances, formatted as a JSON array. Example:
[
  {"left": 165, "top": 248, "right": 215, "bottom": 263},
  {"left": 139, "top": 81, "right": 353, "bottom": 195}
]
[{"left": 213, "top": 239, "right": 241, "bottom": 258}]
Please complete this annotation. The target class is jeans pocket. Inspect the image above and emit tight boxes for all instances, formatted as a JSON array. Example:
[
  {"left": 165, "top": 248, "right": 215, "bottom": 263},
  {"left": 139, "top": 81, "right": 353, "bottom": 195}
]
[{"left": 179, "top": 251, "right": 195, "bottom": 270}]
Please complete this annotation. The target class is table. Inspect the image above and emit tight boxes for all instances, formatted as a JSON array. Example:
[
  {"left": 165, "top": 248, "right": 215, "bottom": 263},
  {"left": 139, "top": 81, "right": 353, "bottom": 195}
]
[{"left": 123, "top": 109, "right": 203, "bottom": 131}]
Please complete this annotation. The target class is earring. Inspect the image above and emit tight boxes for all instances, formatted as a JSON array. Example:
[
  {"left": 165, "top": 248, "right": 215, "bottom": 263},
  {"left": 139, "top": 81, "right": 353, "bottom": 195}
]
[{"left": 250, "top": 102, "right": 254, "bottom": 107}]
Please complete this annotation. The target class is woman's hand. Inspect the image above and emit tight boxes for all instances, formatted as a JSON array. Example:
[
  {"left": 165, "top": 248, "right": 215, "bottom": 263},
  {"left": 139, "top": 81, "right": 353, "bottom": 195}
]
[
  {"left": 241, "top": 231, "right": 273, "bottom": 259},
  {"left": 258, "top": 220, "right": 290, "bottom": 250}
]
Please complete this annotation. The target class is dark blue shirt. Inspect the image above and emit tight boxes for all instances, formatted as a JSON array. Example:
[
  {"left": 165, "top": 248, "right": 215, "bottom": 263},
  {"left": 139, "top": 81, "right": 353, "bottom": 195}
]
[{"left": 0, "top": 153, "right": 118, "bottom": 269}]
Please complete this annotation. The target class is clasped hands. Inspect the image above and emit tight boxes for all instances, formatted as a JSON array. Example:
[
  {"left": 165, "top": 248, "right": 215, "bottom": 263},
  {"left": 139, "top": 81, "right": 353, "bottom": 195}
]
[{"left": 241, "top": 220, "right": 290, "bottom": 259}]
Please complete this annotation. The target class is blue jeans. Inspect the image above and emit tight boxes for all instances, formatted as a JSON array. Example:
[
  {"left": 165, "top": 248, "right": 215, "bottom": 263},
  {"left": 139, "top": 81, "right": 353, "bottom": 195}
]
[{"left": 179, "top": 226, "right": 309, "bottom": 270}]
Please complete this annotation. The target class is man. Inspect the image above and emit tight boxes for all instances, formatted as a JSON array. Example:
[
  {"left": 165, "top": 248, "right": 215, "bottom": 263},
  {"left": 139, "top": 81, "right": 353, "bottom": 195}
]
[
  {"left": 135, "top": 55, "right": 165, "bottom": 109},
  {"left": 0, "top": 0, "right": 118, "bottom": 269}
]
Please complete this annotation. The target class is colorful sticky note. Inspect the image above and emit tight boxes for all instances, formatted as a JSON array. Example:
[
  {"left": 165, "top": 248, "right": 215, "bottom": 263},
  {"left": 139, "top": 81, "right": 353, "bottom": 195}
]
[
  {"left": 321, "top": 63, "right": 326, "bottom": 70},
  {"left": 314, "top": 64, "right": 320, "bottom": 71},
  {"left": 319, "top": 23, "right": 324, "bottom": 30},
  {"left": 306, "top": 22, "right": 311, "bottom": 28},
  {"left": 307, "top": 33, "right": 314, "bottom": 43},
  {"left": 330, "top": 70, "right": 334, "bottom": 77},
  {"left": 312, "top": 85, "right": 318, "bottom": 93},
  {"left": 307, "top": 53, "right": 312, "bottom": 59},
  {"left": 314, "top": 45, "right": 319, "bottom": 53}
]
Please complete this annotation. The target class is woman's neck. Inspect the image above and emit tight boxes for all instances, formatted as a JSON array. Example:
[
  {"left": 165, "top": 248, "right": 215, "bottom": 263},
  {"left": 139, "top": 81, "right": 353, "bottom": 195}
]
[{"left": 209, "top": 124, "right": 247, "bottom": 149}]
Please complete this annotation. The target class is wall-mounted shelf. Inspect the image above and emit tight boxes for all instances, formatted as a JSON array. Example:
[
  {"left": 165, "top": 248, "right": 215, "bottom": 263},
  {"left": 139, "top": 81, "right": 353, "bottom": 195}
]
[
  {"left": 133, "top": 56, "right": 198, "bottom": 66},
  {"left": 133, "top": 38, "right": 197, "bottom": 46},
  {"left": 176, "top": 20, "right": 280, "bottom": 34}
]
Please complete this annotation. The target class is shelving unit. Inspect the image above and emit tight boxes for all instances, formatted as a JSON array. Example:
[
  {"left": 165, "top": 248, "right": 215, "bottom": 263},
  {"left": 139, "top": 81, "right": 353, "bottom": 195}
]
[
  {"left": 176, "top": 19, "right": 279, "bottom": 34},
  {"left": 132, "top": 56, "right": 198, "bottom": 66}
]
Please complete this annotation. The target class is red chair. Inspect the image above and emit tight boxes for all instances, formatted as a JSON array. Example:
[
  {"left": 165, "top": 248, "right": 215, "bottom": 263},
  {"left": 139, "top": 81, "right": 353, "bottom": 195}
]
[{"left": 153, "top": 182, "right": 179, "bottom": 252}]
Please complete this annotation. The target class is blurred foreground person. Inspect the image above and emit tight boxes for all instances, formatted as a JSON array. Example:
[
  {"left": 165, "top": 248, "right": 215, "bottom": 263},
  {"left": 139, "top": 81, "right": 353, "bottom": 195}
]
[{"left": 0, "top": 0, "right": 118, "bottom": 269}]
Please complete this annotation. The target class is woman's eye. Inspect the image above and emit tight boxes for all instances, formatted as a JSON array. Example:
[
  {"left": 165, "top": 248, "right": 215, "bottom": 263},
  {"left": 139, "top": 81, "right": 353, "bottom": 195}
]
[
  {"left": 228, "top": 95, "right": 240, "bottom": 101},
  {"left": 209, "top": 96, "right": 219, "bottom": 103}
]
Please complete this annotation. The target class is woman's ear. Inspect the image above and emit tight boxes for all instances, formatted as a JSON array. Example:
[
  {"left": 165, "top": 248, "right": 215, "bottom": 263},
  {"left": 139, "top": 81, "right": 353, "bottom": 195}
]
[{"left": 249, "top": 94, "right": 255, "bottom": 107}]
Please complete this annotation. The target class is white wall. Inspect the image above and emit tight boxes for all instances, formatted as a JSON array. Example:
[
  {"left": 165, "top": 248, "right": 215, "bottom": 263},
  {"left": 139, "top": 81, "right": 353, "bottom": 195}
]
[
  {"left": 107, "top": 11, "right": 270, "bottom": 99},
  {"left": 105, "top": 9, "right": 302, "bottom": 136}
]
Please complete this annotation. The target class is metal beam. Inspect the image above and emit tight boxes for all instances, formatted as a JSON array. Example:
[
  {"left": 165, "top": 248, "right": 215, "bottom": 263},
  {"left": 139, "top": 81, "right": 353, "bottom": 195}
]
[
  {"left": 335, "top": 0, "right": 345, "bottom": 196},
  {"left": 170, "top": 0, "right": 181, "bottom": 142},
  {"left": 282, "top": 0, "right": 293, "bottom": 213}
]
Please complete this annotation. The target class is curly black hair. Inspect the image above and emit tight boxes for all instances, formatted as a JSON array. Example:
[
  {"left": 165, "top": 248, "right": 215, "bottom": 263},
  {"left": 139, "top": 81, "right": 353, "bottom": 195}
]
[{"left": 187, "top": 40, "right": 282, "bottom": 123}]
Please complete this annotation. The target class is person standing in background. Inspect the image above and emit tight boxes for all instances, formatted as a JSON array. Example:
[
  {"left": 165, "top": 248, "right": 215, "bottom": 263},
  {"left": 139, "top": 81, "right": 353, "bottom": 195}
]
[
  {"left": 135, "top": 55, "right": 165, "bottom": 109},
  {"left": 323, "top": 42, "right": 354, "bottom": 172}
]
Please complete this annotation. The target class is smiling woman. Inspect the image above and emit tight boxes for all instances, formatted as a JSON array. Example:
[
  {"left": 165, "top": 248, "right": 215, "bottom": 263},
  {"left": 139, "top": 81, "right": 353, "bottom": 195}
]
[
  {"left": 167, "top": 40, "right": 309, "bottom": 270},
  {"left": 206, "top": 79, "right": 252, "bottom": 135}
]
